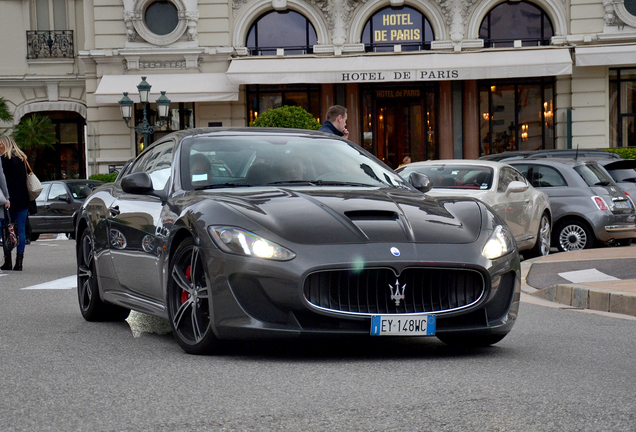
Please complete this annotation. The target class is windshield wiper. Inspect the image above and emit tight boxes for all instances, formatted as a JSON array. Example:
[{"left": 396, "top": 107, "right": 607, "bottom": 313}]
[
  {"left": 266, "top": 180, "right": 318, "bottom": 186},
  {"left": 195, "top": 182, "right": 250, "bottom": 190},
  {"left": 313, "top": 180, "right": 374, "bottom": 187}
]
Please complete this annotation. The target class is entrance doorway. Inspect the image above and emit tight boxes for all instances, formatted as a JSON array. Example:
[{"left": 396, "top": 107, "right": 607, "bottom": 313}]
[{"left": 361, "top": 85, "right": 437, "bottom": 169}]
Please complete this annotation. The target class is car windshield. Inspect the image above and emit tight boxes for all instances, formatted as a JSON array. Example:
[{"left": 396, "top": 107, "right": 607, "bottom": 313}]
[
  {"left": 607, "top": 168, "right": 636, "bottom": 182},
  {"left": 179, "top": 135, "right": 409, "bottom": 190},
  {"left": 574, "top": 163, "right": 614, "bottom": 187},
  {"left": 398, "top": 165, "right": 494, "bottom": 190},
  {"left": 68, "top": 182, "right": 101, "bottom": 199}
]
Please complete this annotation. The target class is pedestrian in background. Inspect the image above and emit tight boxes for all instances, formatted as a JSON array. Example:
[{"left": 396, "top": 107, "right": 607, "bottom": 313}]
[
  {"left": 319, "top": 105, "right": 349, "bottom": 140},
  {"left": 1, "top": 136, "right": 29, "bottom": 271}
]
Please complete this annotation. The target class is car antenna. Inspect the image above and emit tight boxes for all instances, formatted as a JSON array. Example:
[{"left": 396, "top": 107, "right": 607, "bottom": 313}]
[{"left": 574, "top": 144, "right": 579, "bottom": 161}]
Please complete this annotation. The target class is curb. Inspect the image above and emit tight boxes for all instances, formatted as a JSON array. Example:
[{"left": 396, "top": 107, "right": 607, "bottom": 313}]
[{"left": 520, "top": 258, "right": 636, "bottom": 317}]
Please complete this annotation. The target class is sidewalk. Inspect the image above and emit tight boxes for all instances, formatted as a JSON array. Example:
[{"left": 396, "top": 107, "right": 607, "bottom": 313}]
[{"left": 521, "top": 246, "right": 636, "bottom": 317}]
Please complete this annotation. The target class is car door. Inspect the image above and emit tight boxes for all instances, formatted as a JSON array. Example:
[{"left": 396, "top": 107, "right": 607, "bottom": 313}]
[
  {"left": 496, "top": 166, "right": 533, "bottom": 245},
  {"left": 45, "top": 182, "right": 76, "bottom": 233},
  {"left": 29, "top": 183, "right": 51, "bottom": 232},
  {"left": 107, "top": 140, "right": 176, "bottom": 302}
]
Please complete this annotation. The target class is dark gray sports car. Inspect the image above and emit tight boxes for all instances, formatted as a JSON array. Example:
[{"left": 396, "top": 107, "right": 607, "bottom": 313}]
[{"left": 76, "top": 128, "right": 521, "bottom": 354}]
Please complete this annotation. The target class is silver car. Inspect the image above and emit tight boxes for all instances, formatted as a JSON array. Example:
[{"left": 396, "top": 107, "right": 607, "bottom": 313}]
[
  {"left": 508, "top": 159, "right": 636, "bottom": 251},
  {"left": 396, "top": 160, "right": 552, "bottom": 258}
]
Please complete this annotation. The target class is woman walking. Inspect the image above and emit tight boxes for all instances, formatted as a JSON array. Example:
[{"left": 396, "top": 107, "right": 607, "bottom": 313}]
[
  {"left": 1, "top": 136, "right": 29, "bottom": 271},
  {"left": 0, "top": 155, "right": 9, "bottom": 274}
]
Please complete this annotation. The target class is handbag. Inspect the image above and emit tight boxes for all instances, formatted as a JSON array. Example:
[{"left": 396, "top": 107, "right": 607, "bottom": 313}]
[
  {"left": 24, "top": 160, "right": 43, "bottom": 201},
  {"left": 2, "top": 209, "right": 17, "bottom": 252}
]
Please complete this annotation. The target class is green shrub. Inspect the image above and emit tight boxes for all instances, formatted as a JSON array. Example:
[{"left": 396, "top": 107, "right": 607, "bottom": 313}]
[
  {"left": 90, "top": 173, "right": 118, "bottom": 183},
  {"left": 605, "top": 148, "right": 636, "bottom": 159},
  {"left": 250, "top": 105, "right": 321, "bottom": 130}
]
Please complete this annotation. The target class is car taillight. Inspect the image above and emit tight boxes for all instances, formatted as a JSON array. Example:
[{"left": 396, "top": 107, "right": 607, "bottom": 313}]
[
  {"left": 625, "top": 192, "right": 635, "bottom": 207},
  {"left": 592, "top": 196, "right": 608, "bottom": 211}
]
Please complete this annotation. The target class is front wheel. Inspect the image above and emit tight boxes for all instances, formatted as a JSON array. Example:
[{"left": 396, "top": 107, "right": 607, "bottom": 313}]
[
  {"left": 77, "top": 229, "right": 130, "bottom": 321},
  {"left": 167, "top": 237, "right": 217, "bottom": 355},
  {"left": 555, "top": 220, "right": 595, "bottom": 252},
  {"left": 525, "top": 213, "right": 551, "bottom": 258},
  {"left": 437, "top": 333, "right": 507, "bottom": 347}
]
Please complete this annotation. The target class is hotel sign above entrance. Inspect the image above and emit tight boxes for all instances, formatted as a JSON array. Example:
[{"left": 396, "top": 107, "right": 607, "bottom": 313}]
[{"left": 341, "top": 70, "right": 460, "bottom": 82}]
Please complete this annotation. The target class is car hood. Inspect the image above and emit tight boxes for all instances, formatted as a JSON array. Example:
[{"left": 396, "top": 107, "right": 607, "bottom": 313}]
[{"left": 200, "top": 187, "right": 483, "bottom": 245}]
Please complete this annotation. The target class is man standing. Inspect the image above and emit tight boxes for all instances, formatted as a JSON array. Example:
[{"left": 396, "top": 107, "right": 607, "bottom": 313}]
[{"left": 319, "top": 105, "right": 349, "bottom": 140}]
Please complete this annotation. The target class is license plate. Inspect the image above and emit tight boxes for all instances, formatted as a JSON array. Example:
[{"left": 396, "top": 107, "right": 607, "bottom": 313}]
[
  {"left": 615, "top": 200, "right": 630, "bottom": 209},
  {"left": 370, "top": 315, "right": 436, "bottom": 336}
]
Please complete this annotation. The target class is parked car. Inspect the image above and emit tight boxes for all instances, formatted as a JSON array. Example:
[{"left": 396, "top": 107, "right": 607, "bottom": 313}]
[
  {"left": 396, "top": 160, "right": 552, "bottom": 258},
  {"left": 30, "top": 180, "right": 104, "bottom": 241},
  {"left": 593, "top": 159, "right": 636, "bottom": 202},
  {"left": 479, "top": 149, "right": 622, "bottom": 162},
  {"left": 508, "top": 159, "right": 636, "bottom": 251},
  {"left": 75, "top": 128, "right": 521, "bottom": 354}
]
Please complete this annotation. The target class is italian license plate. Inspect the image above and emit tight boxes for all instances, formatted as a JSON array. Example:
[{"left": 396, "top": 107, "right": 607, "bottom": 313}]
[
  {"left": 370, "top": 315, "right": 436, "bottom": 336},
  {"left": 615, "top": 200, "right": 631, "bottom": 209}
]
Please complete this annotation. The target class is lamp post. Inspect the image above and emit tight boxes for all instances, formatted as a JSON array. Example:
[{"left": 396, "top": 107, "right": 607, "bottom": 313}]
[{"left": 119, "top": 76, "right": 171, "bottom": 152}]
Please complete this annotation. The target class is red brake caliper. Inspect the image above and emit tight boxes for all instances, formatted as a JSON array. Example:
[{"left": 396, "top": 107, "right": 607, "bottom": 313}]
[{"left": 181, "top": 265, "right": 191, "bottom": 304}]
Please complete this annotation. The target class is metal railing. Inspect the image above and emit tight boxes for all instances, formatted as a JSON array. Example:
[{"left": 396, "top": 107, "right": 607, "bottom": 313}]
[{"left": 26, "top": 30, "right": 74, "bottom": 59}]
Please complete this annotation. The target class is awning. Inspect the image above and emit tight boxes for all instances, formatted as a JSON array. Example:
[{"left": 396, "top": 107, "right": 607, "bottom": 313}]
[
  {"left": 575, "top": 45, "right": 636, "bottom": 67},
  {"left": 94, "top": 73, "right": 239, "bottom": 104},
  {"left": 226, "top": 48, "right": 573, "bottom": 85}
]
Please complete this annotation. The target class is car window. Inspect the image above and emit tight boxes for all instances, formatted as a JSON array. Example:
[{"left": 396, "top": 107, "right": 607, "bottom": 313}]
[
  {"left": 574, "top": 163, "right": 613, "bottom": 187},
  {"left": 497, "top": 167, "right": 524, "bottom": 192},
  {"left": 398, "top": 165, "right": 493, "bottom": 190},
  {"left": 131, "top": 141, "right": 175, "bottom": 190},
  {"left": 37, "top": 184, "right": 50, "bottom": 203},
  {"left": 179, "top": 135, "right": 409, "bottom": 190},
  {"left": 511, "top": 164, "right": 566, "bottom": 188},
  {"left": 48, "top": 183, "right": 68, "bottom": 200},
  {"left": 68, "top": 183, "right": 99, "bottom": 199}
]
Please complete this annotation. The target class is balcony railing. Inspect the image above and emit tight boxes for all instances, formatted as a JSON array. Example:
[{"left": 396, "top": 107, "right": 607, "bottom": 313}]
[{"left": 26, "top": 30, "right": 74, "bottom": 59}]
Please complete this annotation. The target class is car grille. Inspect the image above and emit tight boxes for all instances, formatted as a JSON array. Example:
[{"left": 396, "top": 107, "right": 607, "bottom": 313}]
[{"left": 303, "top": 267, "right": 485, "bottom": 315}]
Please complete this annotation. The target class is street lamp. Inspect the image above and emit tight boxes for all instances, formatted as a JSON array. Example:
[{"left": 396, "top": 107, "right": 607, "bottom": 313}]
[{"left": 119, "top": 76, "right": 171, "bottom": 152}]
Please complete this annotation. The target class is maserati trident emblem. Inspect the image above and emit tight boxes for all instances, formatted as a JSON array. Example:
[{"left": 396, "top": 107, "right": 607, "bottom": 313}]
[
  {"left": 390, "top": 247, "right": 400, "bottom": 257},
  {"left": 389, "top": 279, "right": 406, "bottom": 306}
]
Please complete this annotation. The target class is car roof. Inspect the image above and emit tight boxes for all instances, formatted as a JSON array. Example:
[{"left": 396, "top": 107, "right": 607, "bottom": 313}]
[
  {"left": 480, "top": 149, "right": 621, "bottom": 161},
  {"left": 507, "top": 157, "right": 601, "bottom": 167},
  {"left": 399, "top": 159, "right": 507, "bottom": 169}
]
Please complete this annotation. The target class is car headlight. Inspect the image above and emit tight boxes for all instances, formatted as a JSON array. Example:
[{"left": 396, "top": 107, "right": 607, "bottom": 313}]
[
  {"left": 482, "top": 225, "right": 515, "bottom": 259},
  {"left": 208, "top": 226, "right": 296, "bottom": 261}
]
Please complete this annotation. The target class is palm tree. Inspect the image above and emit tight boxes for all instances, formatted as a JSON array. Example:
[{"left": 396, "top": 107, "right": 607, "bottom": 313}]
[
  {"left": 0, "top": 97, "right": 14, "bottom": 136},
  {"left": 13, "top": 114, "right": 57, "bottom": 167}
]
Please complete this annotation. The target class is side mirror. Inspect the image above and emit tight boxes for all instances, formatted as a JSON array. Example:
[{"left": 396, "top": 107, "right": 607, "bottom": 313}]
[
  {"left": 121, "top": 172, "right": 154, "bottom": 195},
  {"left": 408, "top": 172, "right": 433, "bottom": 193},
  {"left": 57, "top": 194, "right": 71, "bottom": 203},
  {"left": 506, "top": 180, "right": 529, "bottom": 196}
]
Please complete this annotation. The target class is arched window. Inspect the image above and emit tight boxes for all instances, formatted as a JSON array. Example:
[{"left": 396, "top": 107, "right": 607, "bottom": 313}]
[
  {"left": 479, "top": 1, "right": 553, "bottom": 48},
  {"left": 246, "top": 10, "right": 317, "bottom": 55},
  {"left": 362, "top": 6, "right": 433, "bottom": 52}
]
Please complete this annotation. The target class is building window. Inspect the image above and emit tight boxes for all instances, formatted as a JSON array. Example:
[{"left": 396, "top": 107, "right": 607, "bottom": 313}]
[
  {"left": 479, "top": 1, "right": 553, "bottom": 48},
  {"left": 247, "top": 84, "right": 320, "bottom": 124},
  {"left": 36, "top": 0, "right": 67, "bottom": 30},
  {"left": 479, "top": 79, "right": 555, "bottom": 156},
  {"left": 246, "top": 10, "right": 317, "bottom": 55},
  {"left": 361, "top": 6, "right": 433, "bottom": 52},
  {"left": 610, "top": 69, "right": 636, "bottom": 148},
  {"left": 145, "top": 1, "right": 179, "bottom": 36}
]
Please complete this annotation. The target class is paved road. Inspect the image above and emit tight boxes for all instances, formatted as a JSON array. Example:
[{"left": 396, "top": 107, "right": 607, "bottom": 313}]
[
  {"left": 1, "top": 239, "right": 636, "bottom": 431},
  {"left": 527, "top": 256, "right": 636, "bottom": 289}
]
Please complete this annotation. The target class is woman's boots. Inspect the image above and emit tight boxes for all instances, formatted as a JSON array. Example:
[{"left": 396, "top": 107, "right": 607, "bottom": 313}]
[
  {"left": 1, "top": 253, "right": 23, "bottom": 271},
  {"left": 1, "top": 254, "right": 11, "bottom": 270},
  {"left": 13, "top": 253, "right": 23, "bottom": 271}
]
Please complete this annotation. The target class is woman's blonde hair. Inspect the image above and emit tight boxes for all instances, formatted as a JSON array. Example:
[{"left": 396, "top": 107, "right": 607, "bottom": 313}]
[{"left": 0, "top": 136, "right": 27, "bottom": 161}]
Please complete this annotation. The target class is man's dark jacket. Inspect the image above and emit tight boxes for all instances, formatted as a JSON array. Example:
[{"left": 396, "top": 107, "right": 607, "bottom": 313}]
[{"left": 318, "top": 121, "right": 344, "bottom": 137}]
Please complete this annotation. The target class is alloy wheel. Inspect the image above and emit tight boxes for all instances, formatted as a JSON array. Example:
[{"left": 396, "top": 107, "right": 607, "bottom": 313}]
[
  {"left": 558, "top": 224, "right": 587, "bottom": 251},
  {"left": 78, "top": 232, "right": 95, "bottom": 312},
  {"left": 538, "top": 215, "right": 551, "bottom": 255}
]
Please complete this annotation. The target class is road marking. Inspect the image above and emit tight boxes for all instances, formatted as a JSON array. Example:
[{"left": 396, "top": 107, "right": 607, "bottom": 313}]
[
  {"left": 558, "top": 269, "right": 619, "bottom": 284},
  {"left": 21, "top": 275, "right": 76, "bottom": 290}
]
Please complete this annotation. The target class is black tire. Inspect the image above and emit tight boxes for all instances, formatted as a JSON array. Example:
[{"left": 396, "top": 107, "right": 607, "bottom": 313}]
[
  {"left": 555, "top": 220, "right": 595, "bottom": 252},
  {"left": 167, "top": 237, "right": 217, "bottom": 355},
  {"left": 524, "top": 213, "right": 551, "bottom": 258},
  {"left": 77, "top": 229, "right": 130, "bottom": 321},
  {"left": 30, "top": 233, "right": 40, "bottom": 242},
  {"left": 437, "top": 333, "right": 507, "bottom": 347},
  {"left": 68, "top": 232, "right": 75, "bottom": 240},
  {"left": 617, "top": 239, "right": 633, "bottom": 247}
]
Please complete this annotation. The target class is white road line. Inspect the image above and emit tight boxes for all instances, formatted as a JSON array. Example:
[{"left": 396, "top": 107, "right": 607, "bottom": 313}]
[
  {"left": 558, "top": 269, "right": 619, "bottom": 284},
  {"left": 21, "top": 275, "right": 76, "bottom": 290}
]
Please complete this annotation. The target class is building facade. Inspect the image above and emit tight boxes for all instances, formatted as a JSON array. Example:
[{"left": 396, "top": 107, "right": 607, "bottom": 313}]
[{"left": 0, "top": 0, "right": 635, "bottom": 177}]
